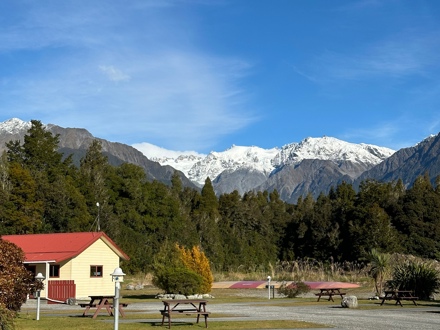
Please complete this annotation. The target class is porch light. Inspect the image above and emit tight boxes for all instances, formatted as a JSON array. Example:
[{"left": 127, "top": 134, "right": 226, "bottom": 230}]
[
  {"left": 110, "top": 267, "right": 125, "bottom": 282},
  {"left": 35, "top": 272, "right": 45, "bottom": 321}
]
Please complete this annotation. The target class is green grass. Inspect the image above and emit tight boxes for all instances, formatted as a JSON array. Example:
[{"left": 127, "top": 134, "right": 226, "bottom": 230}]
[{"left": 14, "top": 314, "right": 327, "bottom": 329}]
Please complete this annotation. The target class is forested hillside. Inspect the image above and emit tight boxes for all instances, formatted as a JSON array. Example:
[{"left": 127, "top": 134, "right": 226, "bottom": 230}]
[{"left": 1, "top": 120, "right": 439, "bottom": 274}]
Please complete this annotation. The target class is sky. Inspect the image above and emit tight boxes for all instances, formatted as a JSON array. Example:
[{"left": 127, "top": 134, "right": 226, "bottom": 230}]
[{"left": 1, "top": 0, "right": 440, "bottom": 157}]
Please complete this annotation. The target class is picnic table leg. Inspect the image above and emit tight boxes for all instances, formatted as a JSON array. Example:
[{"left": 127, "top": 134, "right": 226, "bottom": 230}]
[
  {"left": 316, "top": 294, "right": 321, "bottom": 302},
  {"left": 118, "top": 304, "right": 125, "bottom": 317},
  {"left": 92, "top": 305, "right": 102, "bottom": 319},
  {"left": 82, "top": 306, "right": 90, "bottom": 317}
]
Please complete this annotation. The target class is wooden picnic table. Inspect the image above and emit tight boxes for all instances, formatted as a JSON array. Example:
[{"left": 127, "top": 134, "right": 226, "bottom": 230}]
[
  {"left": 160, "top": 299, "right": 210, "bottom": 328},
  {"left": 315, "top": 288, "right": 346, "bottom": 302},
  {"left": 80, "top": 295, "right": 127, "bottom": 319},
  {"left": 380, "top": 290, "right": 418, "bottom": 307}
]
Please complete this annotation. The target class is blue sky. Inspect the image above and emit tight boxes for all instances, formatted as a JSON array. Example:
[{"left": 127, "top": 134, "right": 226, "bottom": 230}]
[{"left": 1, "top": 0, "right": 440, "bottom": 155}]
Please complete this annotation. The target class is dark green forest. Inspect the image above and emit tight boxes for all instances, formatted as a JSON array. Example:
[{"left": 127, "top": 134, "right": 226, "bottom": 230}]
[{"left": 1, "top": 120, "right": 440, "bottom": 273}]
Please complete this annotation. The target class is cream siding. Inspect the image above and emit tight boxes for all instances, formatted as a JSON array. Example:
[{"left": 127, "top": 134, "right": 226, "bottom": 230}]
[{"left": 70, "top": 238, "right": 120, "bottom": 299}]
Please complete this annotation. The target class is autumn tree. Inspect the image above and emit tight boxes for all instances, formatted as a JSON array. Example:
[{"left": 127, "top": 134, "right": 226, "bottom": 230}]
[
  {"left": 0, "top": 238, "right": 38, "bottom": 328},
  {"left": 176, "top": 244, "right": 213, "bottom": 293}
]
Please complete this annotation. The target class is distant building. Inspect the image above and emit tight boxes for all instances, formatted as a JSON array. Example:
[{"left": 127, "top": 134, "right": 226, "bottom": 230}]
[{"left": 2, "top": 232, "right": 129, "bottom": 302}]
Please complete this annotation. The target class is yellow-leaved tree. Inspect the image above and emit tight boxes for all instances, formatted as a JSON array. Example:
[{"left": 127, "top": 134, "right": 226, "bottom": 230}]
[{"left": 176, "top": 244, "right": 213, "bottom": 293}]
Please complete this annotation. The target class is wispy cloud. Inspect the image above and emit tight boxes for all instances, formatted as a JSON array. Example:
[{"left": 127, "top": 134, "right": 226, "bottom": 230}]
[
  {"left": 0, "top": 0, "right": 256, "bottom": 151},
  {"left": 341, "top": 112, "right": 440, "bottom": 150},
  {"left": 302, "top": 30, "right": 440, "bottom": 84}
]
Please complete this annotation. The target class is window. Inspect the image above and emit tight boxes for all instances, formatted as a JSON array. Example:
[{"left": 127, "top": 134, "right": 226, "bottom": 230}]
[
  {"left": 50, "top": 265, "right": 60, "bottom": 278},
  {"left": 90, "top": 265, "right": 103, "bottom": 277}
]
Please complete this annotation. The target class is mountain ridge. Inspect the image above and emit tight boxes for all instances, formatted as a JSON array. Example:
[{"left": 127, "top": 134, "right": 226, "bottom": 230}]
[
  {"left": 1, "top": 118, "right": 439, "bottom": 203},
  {"left": 0, "top": 118, "right": 198, "bottom": 190}
]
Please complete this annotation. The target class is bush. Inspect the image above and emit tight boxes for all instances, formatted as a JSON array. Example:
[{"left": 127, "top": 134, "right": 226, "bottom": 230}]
[
  {"left": 152, "top": 267, "right": 204, "bottom": 296},
  {"left": 277, "top": 281, "right": 311, "bottom": 298},
  {"left": 176, "top": 244, "right": 213, "bottom": 293},
  {"left": 0, "top": 239, "right": 36, "bottom": 311},
  {"left": 0, "top": 303, "right": 15, "bottom": 330},
  {"left": 386, "top": 260, "right": 440, "bottom": 300}
]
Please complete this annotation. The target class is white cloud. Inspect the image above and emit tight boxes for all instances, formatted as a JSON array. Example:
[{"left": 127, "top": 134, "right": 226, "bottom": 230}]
[
  {"left": 132, "top": 142, "right": 205, "bottom": 158},
  {"left": 0, "top": 0, "right": 257, "bottom": 151}
]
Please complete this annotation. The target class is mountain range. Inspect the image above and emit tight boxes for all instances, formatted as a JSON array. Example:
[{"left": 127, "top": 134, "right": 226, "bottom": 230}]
[{"left": 1, "top": 118, "right": 439, "bottom": 203}]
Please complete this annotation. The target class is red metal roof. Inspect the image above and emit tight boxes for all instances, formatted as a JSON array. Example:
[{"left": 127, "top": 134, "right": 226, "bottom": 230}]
[{"left": 1, "top": 232, "right": 129, "bottom": 263}]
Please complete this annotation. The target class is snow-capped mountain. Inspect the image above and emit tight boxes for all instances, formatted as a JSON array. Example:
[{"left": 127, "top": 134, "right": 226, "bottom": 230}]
[
  {"left": 0, "top": 118, "right": 197, "bottom": 190},
  {"left": 152, "top": 145, "right": 279, "bottom": 186},
  {"left": 273, "top": 136, "right": 394, "bottom": 167},
  {"left": 148, "top": 137, "right": 395, "bottom": 188},
  {"left": 7, "top": 117, "right": 440, "bottom": 204},
  {"left": 0, "top": 118, "right": 32, "bottom": 135}
]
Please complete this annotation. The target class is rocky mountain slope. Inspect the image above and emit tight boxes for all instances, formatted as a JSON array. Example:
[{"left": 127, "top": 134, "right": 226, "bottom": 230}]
[
  {"left": 2, "top": 118, "right": 440, "bottom": 203},
  {"left": 355, "top": 134, "right": 440, "bottom": 189},
  {"left": 0, "top": 118, "right": 197, "bottom": 189},
  {"left": 151, "top": 136, "right": 395, "bottom": 202}
]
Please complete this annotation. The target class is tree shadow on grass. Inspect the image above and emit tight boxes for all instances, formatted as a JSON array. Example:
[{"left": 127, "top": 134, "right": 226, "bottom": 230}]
[
  {"left": 123, "top": 294, "right": 157, "bottom": 299},
  {"left": 140, "top": 321, "right": 204, "bottom": 327}
]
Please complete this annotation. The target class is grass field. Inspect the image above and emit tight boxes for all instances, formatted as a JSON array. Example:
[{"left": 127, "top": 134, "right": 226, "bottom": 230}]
[{"left": 16, "top": 284, "right": 440, "bottom": 330}]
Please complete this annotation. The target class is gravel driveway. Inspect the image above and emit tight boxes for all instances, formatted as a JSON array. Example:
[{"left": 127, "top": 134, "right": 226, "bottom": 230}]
[{"left": 23, "top": 298, "right": 440, "bottom": 329}]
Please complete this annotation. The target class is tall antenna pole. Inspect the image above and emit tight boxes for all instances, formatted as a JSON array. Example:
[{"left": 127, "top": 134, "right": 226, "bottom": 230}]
[{"left": 96, "top": 202, "right": 100, "bottom": 231}]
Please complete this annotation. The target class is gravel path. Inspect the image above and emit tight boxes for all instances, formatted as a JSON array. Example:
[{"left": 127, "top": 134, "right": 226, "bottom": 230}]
[{"left": 23, "top": 299, "right": 440, "bottom": 329}]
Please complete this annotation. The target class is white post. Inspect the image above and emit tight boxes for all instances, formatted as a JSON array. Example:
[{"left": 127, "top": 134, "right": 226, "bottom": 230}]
[
  {"left": 36, "top": 291, "right": 41, "bottom": 321},
  {"left": 35, "top": 272, "right": 45, "bottom": 321},
  {"left": 114, "top": 281, "right": 120, "bottom": 330},
  {"left": 110, "top": 267, "right": 124, "bottom": 330},
  {"left": 267, "top": 276, "right": 271, "bottom": 300}
]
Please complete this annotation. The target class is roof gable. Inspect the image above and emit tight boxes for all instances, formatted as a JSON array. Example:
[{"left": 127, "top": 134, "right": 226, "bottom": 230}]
[{"left": 1, "top": 232, "right": 129, "bottom": 263}]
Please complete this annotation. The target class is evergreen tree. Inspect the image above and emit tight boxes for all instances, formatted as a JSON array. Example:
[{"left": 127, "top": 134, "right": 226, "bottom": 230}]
[
  {"left": 192, "top": 178, "right": 224, "bottom": 267},
  {"left": 79, "top": 140, "right": 112, "bottom": 233}
]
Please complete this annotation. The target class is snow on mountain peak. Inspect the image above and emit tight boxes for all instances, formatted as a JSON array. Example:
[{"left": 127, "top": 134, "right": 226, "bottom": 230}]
[
  {"left": 0, "top": 118, "right": 31, "bottom": 134},
  {"left": 142, "top": 137, "right": 395, "bottom": 186},
  {"left": 186, "top": 145, "right": 279, "bottom": 184},
  {"left": 273, "top": 136, "right": 395, "bottom": 167}
]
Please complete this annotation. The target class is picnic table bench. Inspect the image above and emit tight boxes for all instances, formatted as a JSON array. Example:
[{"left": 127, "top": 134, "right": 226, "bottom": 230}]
[
  {"left": 315, "top": 288, "right": 346, "bottom": 302},
  {"left": 380, "top": 290, "right": 418, "bottom": 307},
  {"left": 80, "top": 295, "right": 128, "bottom": 318},
  {"left": 160, "top": 299, "right": 210, "bottom": 328}
]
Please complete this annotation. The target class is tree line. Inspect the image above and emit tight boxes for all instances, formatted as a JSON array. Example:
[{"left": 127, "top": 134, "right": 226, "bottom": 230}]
[{"left": 1, "top": 120, "right": 440, "bottom": 274}]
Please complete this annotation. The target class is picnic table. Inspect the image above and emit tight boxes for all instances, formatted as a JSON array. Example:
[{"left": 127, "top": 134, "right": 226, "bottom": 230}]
[
  {"left": 160, "top": 299, "right": 210, "bottom": 328},
  {"left": 380, "top": 290, "right": 418, "bottom": 307},
  {"left": 80, "top": 295, "right": 128, "bottom": 319},
  {"left": 315, "top": 288, "right": 346, "bottom": 302}
]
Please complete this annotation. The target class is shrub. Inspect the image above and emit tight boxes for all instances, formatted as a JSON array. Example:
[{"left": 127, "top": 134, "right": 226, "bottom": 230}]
[
  {"left": 152, "top": 268, "right": 204, "bottom": 296},
  {"left": 0, "top": 239, "right": 36, "bottom": 310},
  {"left": 386, "top": 260, "right": 440, "bottom": 300},
  {"left": 0, "top": 303, "right": 15, "bottom": 330},
  {"left": 277, "top": 281, "right": 311, "bottom": 298},
  {"left": 176, "top": 244, "right": 213, "bottom": 293}
]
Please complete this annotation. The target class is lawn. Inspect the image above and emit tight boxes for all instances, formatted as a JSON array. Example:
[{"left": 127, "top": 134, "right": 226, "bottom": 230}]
[{"left": 15, "top": 284, "right": 440, "bottom": 329}]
